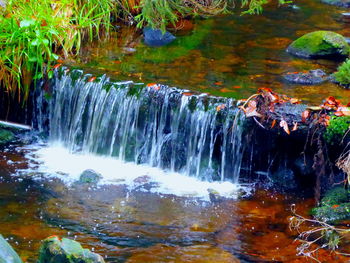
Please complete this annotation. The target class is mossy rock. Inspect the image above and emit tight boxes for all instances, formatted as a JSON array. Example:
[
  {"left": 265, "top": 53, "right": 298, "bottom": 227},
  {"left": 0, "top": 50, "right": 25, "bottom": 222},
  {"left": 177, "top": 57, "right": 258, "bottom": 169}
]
[
  {"left": 287, "top": 31, "right": 350, "bottom": 58},
  {"left": 321, "top": 0, "right": 350, "bottom": 8},
  {"left": 321, "top": 187, "right": 349, "bottom": 206},
  {"left": 0, "top": 129, "right": 14, "bottom": 145},
  {"left": 312, "top": 203, "right": 350, "bottom": 223},
  {"left": 38, "top": 236, "right": 105, "bottom": 263},
  {"left": 0, "top": 235, "right": 22, "bottom": 263}
]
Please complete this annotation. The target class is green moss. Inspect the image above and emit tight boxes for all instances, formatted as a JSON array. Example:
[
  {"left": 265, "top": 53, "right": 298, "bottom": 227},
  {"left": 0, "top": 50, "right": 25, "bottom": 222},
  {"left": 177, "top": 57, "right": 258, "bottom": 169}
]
[
  {"left": 312, "top": 202, "right": 350, "bottom": 222},
  {"left": 287, "top": 31, "right": 350, "bottom": 58},
  {"left": 334, "top": 59, "right": 350, "bottom": 85},
  {"left": 0, "top": 129, "right": 14, "bottom": 145},
  {"left": 324, "top": 116, "right": 350, "bottom": 145},
  {"left": 321, "top": 187, "right": 349, "bottom": 206}
]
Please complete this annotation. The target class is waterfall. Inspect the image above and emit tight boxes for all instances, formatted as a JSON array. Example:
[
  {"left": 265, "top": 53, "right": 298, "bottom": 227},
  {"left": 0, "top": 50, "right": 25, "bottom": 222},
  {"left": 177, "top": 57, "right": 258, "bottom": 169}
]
[{"left": 38, "top": 69, "right": 244, "bottom": 183}]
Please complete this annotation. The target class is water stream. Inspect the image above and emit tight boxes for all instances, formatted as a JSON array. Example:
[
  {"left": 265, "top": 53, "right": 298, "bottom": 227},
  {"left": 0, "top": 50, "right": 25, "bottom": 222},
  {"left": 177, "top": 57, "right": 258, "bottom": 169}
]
[{"left": 2, "top": 0, "right": 350, "bottom": 261}]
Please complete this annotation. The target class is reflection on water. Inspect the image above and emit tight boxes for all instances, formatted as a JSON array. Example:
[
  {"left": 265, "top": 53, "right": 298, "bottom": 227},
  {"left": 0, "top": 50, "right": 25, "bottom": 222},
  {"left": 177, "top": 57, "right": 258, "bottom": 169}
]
[
  {"left": 1, "top": 144, "right": 349, "bottom": 262},
  {"left": 69, "top": 0, "right": 350, "bottom": 104}
]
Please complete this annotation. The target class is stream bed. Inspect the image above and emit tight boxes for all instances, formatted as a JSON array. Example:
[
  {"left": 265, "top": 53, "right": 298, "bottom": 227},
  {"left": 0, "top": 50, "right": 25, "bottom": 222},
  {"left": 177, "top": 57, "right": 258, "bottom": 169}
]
[
  {"left": 1, "top": 0, "right": 350, "bottom": 262},
  {"left": 0, "top": 142, "right": 333, "bottom": 262}
]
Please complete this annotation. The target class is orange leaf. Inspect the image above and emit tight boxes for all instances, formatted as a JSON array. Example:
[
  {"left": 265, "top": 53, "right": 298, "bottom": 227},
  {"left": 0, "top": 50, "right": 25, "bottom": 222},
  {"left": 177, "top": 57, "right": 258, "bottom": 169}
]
[
  {"left": 271, "top": 119, "right": 277, "bottom": 128},
  {"left": 216, "top": 104, "right": 226, "bottom": 112},
  {"left": 147, "top": 83, "right": 157, "bottom": 87},
  {"left": 301, "top": 110, "right": 310, "bottom": 123},
  {"left": 280, "top": 120, "right": 290, "bottom": 135},
  {"left": 292, "top": 122, "right": 298, "bottom": 131},
  {"left": 53, "top": 63, "right": 62, "bottom": 69},
  {"left": 232, "top": 86, "right": 241, "bottom": 89},
  {"left": 290, "top": 98, "right": 301, "bottom": 104},
  {"left": 214, "top": 81, "right": 223, "bottom": 86},
  {"left": 88, "top": 76, "right": 96, "bottom": 82},
  {"left": 182, "top": 92, "right": 193, "bottom": 96},
  {"left": 332, "top": 204, "right": 340, "bottom": 209}
]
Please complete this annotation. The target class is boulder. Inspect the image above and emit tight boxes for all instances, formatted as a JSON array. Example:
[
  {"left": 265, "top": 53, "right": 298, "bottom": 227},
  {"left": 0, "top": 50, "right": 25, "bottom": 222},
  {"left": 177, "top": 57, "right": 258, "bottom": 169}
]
[
  {"left": 79, "top": 169, "right": 102, "bottom": 184},
  {"left": 283, "top": 69, "right": 328, "bottom": 85},
  {"left": 287, "top": 31, "right": 350, "bottom": 58},
  {"left": 0, "top": 235, "right": 22, "bottom": 263},
  {"left": 321, "top": 0, "right": 350, "bottom": 8},
  {"left": 38, "top": 236, "right": 105, "bottom": 263},
  {"left": 143, "top": 28, "right": 176, "bottom": 47},
  {"left": 0, "top": 128, "right": 14, "bottom": 145}
]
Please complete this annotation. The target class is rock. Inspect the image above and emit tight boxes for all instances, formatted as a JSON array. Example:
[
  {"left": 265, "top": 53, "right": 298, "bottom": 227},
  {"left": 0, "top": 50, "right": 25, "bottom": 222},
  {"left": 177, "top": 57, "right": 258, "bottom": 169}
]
[
  {"left": 270, "top": 168, "right": 297, "bottom": 190},
  {"left": 0, "top": 235, "right": 22, "bottom": 263},
  {"left": 287, "top": 31, "right": 350, "bottom": 59},
  {"left": 38, "top": 236, "right": 105, "bottom": 263},
  {"left": 143, "top": 27, "right": 176, "bottom": 47},
  {"left": 321, "top": 187, "right": 349, "bottom": 206},
  {"left": 0, "top": 128, "right": 15, "bottom": 145},
  {"left": 283, "top": 69, "right": 328, "bottom": 85},
  {"left": 207, "top": 188, "right": 225, "bottom": 203},
  {"left": 79, "top": 169, "right": 102, "bottom": 184},
  {"left": 312, "top": 203, "right": 350, "bottom": 222},
  {"left": 321, "top": 0, "right": 350, "bottom": 8}
]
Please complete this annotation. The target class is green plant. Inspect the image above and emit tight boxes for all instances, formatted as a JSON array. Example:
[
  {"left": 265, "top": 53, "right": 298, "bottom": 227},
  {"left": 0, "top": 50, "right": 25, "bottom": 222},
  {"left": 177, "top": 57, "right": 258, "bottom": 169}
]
[
  {"left": 0, "top": 0, "right": 116, "bottom": 99},
  {"left": 334, "top": 59, "right": 350, "bottom": 86},
  {"left": 324, "top": 116, "right": 350, "bottom": 144}
]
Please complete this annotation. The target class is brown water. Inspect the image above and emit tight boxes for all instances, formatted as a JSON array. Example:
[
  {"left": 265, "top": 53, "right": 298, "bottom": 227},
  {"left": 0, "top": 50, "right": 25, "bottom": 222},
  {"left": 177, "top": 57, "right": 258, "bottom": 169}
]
[
  {"left": 2, "top": 0, "right": 350, "bottom": 262},
  {"left": 1, "top": 143, "right": 350, "bottom": 262},
  {"left": 69, "top": 0, "right": 350, "bottom": 105}
]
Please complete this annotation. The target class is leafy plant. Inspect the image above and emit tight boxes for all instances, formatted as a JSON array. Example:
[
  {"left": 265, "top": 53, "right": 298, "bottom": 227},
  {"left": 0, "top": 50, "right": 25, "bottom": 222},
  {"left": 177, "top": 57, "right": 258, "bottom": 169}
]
[
  {"left": 324, "top": 116, "right": 350, "bottom": 144},
  {"left": 334, "top": 59, "right": 350, "bottom": 86}
]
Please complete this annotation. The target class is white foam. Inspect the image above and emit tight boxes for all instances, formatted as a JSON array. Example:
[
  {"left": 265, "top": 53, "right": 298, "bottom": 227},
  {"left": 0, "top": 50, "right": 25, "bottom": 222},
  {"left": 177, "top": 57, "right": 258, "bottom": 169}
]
[{"left": 22, "top": 143, "right": 243, "bottom": 200}]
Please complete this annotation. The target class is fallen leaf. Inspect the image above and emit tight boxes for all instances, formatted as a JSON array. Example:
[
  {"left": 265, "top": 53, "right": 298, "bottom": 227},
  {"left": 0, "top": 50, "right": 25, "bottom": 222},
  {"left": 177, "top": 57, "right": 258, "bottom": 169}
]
[
  {"left": 290, "top": 98, "right": 301, "bottom": 104},
  {"left": 280, "top": 120, "right": 290, "bottom": 135},
  {"left": 292, "top": 122, "right": 298, "bottom": 131},
  {"left": 88, "top": 76, "right": 96, "bottom": 82},
  {"left": 53, "top": 63, "right": 62, "bottom": 69},
  {"left": 301, "top": 110, "right": 310, "bottom": 123},
  {"left": 271, "top": 119, "right": 277, "bottom": 128},
  {"left": 216, "top": 104, "right": 226, "bottom": 112},
  {"left": 214, "top": 81, "right": 223, "bottom": 86}
]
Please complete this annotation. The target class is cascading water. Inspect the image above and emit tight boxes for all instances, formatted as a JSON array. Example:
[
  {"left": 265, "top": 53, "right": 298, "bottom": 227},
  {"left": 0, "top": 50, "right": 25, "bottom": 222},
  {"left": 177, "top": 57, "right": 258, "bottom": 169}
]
[{"left": 35, "top": 69, "right": 245, "bottom": 184}]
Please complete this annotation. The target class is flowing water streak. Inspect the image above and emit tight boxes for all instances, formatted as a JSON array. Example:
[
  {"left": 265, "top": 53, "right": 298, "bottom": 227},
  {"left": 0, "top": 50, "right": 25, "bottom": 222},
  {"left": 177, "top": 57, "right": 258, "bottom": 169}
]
[{"left": 43, "top": 70, "right": 245, "bottom": 183}]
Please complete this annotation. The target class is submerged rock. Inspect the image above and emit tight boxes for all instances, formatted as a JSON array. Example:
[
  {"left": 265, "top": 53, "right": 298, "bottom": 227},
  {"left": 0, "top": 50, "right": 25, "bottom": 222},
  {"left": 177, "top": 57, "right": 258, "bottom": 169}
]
[
  {"left": 143, "top": 27, "right": 176, "bottom": 47},
  {"left": 38, "top": 236, "right": 105, "bottom": 263},
  {"left": 79, "top": 169, "right": 102, "bottom": 184},
  {"left": 312, "top": 187, "right": 350, "bottom": 222},
  {"left": 321, "top": 0, "right": 350, "bottom": 7},
  {"left": 283, "top": 69, "right": 328, "bottom": 85},
  {"left": 0, "top": 128, "right": 15, "bottom": 145},
  {"left": 287, "top": 31, "right": 350, "bottom": 58},
  {"left": 0, "top": 235, "right": 22, "bottom": 263}
]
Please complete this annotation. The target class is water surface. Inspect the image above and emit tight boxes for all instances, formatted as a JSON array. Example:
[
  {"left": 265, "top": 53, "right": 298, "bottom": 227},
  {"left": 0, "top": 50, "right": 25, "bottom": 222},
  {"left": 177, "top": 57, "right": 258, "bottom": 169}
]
[{"left": 69, "top": 0, "right": 350, "bottom": 104}]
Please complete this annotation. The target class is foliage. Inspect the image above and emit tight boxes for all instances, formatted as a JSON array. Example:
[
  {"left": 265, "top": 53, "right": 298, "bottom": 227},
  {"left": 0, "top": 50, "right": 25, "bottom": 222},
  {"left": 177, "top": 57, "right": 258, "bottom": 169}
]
[
  {"left": 134, "top": 0, "right": 232, "bottom": 31},
  {"left": 324, "top": 116, "right": 350, "bottom": 144},
  {"left": 334, "top": 59, "right": 350, "bottom": 86},
  {"left": 0, "top": 0, "right": 116, "bottom": 99},
  {"left": 290, "top": 205, "right": 350, "bottom": 262},
  {"left": 0, "top": 0, "right": 290, "bottom": 99}
]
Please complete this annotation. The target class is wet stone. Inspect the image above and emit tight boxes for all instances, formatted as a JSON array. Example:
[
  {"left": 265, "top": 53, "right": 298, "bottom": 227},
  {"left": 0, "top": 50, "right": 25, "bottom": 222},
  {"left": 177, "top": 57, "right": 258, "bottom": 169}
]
[
  {"left": 143, "top": 28, "right": 176, "bottom": 47},
  {"left": 283, "top": 69, "right": 328, "bottom": 85},
  {"left": 286, "top": 31, "right": 350, "bottom": 58},
  {"left": 38, "top": 236, "right": 105, "bottom": 263},
  {"left": 0, "top": 235, "right": 22, "bottom": 263},
  {"left": 0, "top": 128, "right": 15, "bottom": 145},
  {"left": 78, "top": 169, "right": 102, "bottom": 184}
]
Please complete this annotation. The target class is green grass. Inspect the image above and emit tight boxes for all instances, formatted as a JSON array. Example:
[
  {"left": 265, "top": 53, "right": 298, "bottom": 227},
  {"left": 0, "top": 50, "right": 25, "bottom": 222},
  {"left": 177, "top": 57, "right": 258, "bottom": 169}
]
[{"left": 0, "top": 0, "right": 288, "bottom": 100}]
